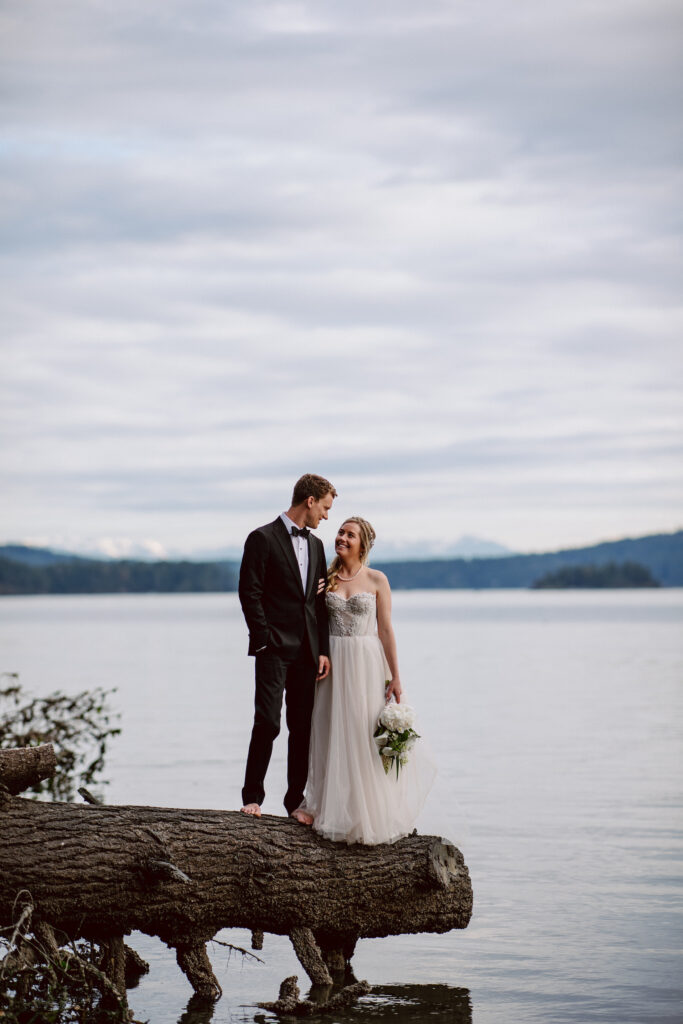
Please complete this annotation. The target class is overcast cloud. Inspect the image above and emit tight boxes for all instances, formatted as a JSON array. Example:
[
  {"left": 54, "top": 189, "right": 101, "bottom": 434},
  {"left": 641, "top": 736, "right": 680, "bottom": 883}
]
[{"left": 1, "top": 0, "right": 681, "bottom": 557}]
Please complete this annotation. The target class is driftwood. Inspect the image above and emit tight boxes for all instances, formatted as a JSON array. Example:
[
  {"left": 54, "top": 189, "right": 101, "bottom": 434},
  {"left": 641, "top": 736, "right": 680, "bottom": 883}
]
[
  {"left": 258, "top": 974, "right": 372, "bottom": 1015},
  {"left": 0, "top": 745, "right": 473, "bottom": 1010},
  {"left": 0, "top": 743, "right": 57, "bottom": 795}
]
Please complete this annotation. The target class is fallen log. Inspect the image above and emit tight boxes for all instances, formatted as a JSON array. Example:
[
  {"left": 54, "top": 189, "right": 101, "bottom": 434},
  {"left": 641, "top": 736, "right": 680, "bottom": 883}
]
[
  {"left": 0, "top": 746, "right": 473, "bottom": 1004},
  {"left": 0, "top": 743, "right": 57, "bottom": 796}
]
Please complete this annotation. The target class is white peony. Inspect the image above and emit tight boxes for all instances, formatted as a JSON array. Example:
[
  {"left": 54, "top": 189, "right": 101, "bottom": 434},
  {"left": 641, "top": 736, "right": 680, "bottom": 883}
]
[
  {"left": 379, "top": 702, "right": 416, "bottom": 732},
  {"left": 374, "top": 701, "right": 421, "bottom": 777}
]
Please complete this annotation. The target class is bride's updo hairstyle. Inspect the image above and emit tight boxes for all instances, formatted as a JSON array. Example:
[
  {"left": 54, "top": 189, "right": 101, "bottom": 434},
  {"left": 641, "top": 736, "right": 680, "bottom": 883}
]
[{"left": 327, "top": 516, "right": 376, "bottom": 591}]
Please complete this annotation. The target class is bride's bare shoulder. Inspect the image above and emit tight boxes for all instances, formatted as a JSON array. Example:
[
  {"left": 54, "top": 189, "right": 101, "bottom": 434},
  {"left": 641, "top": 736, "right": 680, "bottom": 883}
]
[{"left": 367, "top": 567, "right": 389, "bottom": 590}]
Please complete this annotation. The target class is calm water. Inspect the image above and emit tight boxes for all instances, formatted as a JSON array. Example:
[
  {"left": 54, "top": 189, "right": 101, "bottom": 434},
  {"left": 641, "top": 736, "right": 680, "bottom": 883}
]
[{"left": 1, "top": 590, "right": 682, "bottom": 1023}]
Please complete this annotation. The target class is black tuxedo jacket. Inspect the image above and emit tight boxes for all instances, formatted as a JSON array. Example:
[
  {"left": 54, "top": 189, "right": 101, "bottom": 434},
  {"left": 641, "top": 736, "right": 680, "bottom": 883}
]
[{"left": 238, "top": 517, "right": 330, "bottom": 662}]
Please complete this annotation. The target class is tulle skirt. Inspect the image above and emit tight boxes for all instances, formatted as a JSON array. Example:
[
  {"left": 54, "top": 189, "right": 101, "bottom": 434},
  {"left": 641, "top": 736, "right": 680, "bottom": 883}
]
[{"left": 303, "top": 634, "right": 436, "bottom": 845}]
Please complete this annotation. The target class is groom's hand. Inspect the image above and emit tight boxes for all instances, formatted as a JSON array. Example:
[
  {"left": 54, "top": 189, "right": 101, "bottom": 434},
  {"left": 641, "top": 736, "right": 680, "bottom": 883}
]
[{"left": 317, "top": 655, "right": 330, "bottom": 681}]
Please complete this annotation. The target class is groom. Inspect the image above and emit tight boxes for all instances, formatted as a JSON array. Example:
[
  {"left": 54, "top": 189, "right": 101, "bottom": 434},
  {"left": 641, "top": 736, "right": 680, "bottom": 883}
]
[{"left": 238, "top": 473, "right": 336, "bottom": 822}]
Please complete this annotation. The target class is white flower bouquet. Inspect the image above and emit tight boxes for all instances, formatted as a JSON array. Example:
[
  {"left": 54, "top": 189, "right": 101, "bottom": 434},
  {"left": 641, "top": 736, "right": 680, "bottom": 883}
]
[{"left": 373, "top": 696, "right": 420, "bottom": 778}]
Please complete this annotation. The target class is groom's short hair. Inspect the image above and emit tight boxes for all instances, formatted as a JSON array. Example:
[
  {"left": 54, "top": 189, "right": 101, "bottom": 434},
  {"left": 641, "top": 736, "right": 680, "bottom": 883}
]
[{"left": 292, "top": 474, "right": 337, "bottom": 505}]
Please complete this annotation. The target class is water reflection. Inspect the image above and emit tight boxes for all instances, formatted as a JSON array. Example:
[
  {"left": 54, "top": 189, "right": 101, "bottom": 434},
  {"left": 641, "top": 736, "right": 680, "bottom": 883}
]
[
  {"left": 325, "top": 984, "right": 472, "bottom": 1023},
  {"left": 176, "top": 993, "right": 218, "bottom": 1024},
  {"left": 242, "top": 982, "right": 472, "bottom": 1024},
  {"left": 173, "top": 981, "right": 471, "bottom": 1024}
]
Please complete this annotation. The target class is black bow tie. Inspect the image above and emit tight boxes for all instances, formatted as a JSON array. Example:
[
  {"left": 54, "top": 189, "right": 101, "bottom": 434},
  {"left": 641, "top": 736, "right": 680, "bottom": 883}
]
[{"left": 291, "top": 525, "right": 310, "bottom": 539}]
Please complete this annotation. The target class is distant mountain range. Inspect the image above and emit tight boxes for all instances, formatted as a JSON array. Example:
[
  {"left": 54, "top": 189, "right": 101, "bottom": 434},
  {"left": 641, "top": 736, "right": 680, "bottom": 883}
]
[
  {"left": 368, "top": 534, "right": 514, "bottom": 561},
  {"left": 0, "top": 544, "right": 93, "bottom": 568},
  {"left": 0, "top": 530, "right": 681, "bottom": 593},
  {"left": 373, "top": 530, "right": 683, "bottom": 589},
  {"left": 25, "top": 533, "right": 514, "bottom": 563}
]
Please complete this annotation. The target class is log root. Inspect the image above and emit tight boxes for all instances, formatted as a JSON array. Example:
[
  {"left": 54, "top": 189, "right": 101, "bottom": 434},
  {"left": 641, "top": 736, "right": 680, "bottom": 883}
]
[
  {"left": 124, "top": 944, "right": 150, "bottom": 985},
  {"left": 99, "top": 934, "right": 127, "bottom": 1005},
  {"left": 258, "top": 974, "right": 372, "bottom": 1016},
  {"left": 289, "top": 927, "right": 333, "bottom": 986},
  {"left": 175, "top": 941, "right": 222, "bottom": 1000},
  {"left": 319, "top": 935, "right": 357, "bottom": 973}
]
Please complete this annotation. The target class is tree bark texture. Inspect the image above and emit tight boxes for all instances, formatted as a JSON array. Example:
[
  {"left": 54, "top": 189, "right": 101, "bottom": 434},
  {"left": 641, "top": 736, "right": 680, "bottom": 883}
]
[
  {"left": 0, "top": 744, "right": 57, "bottom": 796},
  {"left": 0, "top": 747, "right": 473, "bottom": 996}
]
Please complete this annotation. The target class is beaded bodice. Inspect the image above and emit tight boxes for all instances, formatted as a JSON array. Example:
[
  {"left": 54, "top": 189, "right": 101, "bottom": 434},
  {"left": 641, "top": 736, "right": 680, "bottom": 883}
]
[{"left": 326, "top": 591, "right": 377, "bottom": 637}]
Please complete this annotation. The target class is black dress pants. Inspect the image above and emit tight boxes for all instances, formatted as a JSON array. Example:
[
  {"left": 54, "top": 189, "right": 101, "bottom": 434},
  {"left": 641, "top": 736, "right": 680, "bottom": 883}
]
[{"left": 242, "top": 641, "right": 317, "bottom": 814}]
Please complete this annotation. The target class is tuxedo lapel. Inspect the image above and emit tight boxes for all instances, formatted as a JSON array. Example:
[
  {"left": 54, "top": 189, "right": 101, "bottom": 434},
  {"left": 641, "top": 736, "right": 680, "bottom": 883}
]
[
  {"left": 304, "top": 536, "right": 317, "bottom": 599},
  {"left": 272, "top": 517, "right": 305, "bottom": 592}
]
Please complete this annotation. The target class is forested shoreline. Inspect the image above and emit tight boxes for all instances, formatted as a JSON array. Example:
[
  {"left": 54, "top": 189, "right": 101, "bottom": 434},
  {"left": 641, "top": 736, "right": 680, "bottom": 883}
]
[{"left": 0, "top": 530, "right": 681, "bottom": 594}]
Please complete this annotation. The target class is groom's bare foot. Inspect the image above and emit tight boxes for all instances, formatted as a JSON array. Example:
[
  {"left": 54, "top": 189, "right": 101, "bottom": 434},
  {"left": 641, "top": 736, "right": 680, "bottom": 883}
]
[
  {"left": 290, "top": 807, "right": 314, "bottom": 825},
  {"left": 240, "top": 803, "right": 261, "bottom": 817}
]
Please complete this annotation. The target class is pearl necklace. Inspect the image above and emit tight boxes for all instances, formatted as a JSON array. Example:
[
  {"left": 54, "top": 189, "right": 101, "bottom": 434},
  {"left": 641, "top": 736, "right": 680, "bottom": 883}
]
[{"left": 337, "top": 564, "right": 364, "bottom": 581}]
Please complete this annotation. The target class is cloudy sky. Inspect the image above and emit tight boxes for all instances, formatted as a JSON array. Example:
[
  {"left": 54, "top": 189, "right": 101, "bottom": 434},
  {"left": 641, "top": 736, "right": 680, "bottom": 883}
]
[{"left": 2, "top": 0, "right": 681, "bottom": 559}]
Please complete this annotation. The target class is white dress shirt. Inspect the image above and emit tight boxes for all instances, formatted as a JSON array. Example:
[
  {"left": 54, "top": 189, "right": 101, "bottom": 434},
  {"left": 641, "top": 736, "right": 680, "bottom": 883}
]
[{"left": 281, "top": 511, "right": 309, "bottom": 590}]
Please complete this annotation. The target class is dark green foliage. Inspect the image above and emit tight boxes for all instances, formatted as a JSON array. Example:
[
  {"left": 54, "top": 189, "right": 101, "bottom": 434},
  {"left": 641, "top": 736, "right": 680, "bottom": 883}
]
[
  {"left": 0, "top": 679, "right": 121, "bottom": 802},
  {"left": 531, "top": 561, "right": 660, "bottom": 589},
  {"left": 0, "top": 555, "right": 239, "bottom": 595},
  {"left": 0, "top": 939, "right": 129, "bottom": 1024}
]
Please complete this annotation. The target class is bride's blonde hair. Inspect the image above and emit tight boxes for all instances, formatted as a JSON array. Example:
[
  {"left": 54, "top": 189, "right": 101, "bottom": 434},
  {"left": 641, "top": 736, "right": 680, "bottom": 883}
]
[{"left": 327, "top": 516, "right": 376, "bottom": 591}]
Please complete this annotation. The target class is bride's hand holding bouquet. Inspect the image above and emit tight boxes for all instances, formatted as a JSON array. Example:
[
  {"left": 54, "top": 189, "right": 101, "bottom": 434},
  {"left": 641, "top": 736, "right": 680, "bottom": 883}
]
[{"left": 385, "top": 676, "right": 402, "bottom": 704}]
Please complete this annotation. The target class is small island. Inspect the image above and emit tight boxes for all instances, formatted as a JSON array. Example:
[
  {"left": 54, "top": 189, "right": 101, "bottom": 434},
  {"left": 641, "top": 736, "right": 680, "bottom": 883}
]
[{"left": 531, "top": 561, "right": 660, "bottom": 589}]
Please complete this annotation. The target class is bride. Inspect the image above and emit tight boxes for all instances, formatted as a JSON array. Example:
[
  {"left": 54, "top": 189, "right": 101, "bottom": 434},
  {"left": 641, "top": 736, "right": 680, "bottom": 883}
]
[{"left": 303, "top": 516, "right": 435, "bottom": 845}]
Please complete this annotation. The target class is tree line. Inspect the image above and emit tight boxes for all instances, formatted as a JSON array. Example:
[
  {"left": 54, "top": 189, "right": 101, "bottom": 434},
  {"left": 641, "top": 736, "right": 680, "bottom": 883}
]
[
  {"left": 532, "top": 561, "right": 659, "bottom": 589},
  {"left": 0, "top": 530, "right": 681, "bottom": 594},
  {"left": 0, "top": 557, "right": 239, "bottom": 595}
]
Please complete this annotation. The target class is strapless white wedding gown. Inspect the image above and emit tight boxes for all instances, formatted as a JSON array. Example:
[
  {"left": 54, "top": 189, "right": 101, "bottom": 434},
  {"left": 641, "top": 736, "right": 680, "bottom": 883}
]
[{"left": 303, "top": 591, "right": 436, "bottom": 845}]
